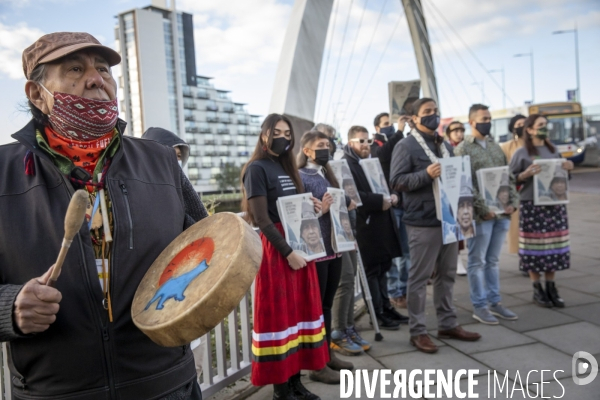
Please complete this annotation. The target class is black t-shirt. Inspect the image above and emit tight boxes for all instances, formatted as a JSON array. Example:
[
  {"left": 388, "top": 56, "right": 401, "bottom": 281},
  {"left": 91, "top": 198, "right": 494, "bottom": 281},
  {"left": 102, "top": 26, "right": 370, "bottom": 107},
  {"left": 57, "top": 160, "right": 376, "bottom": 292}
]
[{"left": 243, "top": 158, "right": 297, "bottom": 223}]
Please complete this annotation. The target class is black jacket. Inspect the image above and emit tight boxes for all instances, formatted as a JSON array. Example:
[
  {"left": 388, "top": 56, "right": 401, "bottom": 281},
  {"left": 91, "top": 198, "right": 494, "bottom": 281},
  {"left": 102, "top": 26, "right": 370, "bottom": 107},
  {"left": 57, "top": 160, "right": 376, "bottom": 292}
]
[
  {"left": 142, "top": 127, "right": 190, "bottom": 167},
  {"left": 343, "top": 145, "right": 401, "bottom": 266},
  {"left": 370, "top": 131, "right": 404, "bottom": 183},
  {"left": 0, "top": 120, "right": 197, "bottom": 399},
  {"left": 389, "top": 131, "right": 454, "bottom": 227}
]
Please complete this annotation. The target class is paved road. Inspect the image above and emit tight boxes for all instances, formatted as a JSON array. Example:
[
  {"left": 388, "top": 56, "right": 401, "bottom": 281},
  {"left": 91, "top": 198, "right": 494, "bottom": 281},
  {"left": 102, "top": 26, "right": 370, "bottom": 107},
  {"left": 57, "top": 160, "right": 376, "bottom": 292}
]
[{"left": 245, "top": 189, "right": 600, "bottom": 399}]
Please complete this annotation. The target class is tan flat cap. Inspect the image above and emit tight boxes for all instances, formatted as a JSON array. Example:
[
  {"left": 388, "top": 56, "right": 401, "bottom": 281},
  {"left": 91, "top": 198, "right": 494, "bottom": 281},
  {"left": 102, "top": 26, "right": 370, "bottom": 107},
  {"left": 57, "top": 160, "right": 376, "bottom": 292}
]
[{"left": 22, "top": 32, "right": 121, "bottom": 79}]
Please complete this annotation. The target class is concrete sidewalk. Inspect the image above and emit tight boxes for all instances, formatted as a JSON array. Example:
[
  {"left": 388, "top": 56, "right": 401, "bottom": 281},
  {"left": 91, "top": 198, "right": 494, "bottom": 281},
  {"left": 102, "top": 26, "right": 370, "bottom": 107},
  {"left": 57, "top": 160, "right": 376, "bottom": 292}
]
[{"left": 245, "top": 170, "right": 600, "bottom": 399}]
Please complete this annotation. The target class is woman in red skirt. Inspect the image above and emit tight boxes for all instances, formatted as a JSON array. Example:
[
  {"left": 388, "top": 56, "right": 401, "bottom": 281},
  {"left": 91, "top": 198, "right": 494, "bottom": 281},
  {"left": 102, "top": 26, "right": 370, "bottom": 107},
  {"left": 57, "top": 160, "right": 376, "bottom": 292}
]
[{"left": 241, "top": 114, "right": 328, "bottom": 400}]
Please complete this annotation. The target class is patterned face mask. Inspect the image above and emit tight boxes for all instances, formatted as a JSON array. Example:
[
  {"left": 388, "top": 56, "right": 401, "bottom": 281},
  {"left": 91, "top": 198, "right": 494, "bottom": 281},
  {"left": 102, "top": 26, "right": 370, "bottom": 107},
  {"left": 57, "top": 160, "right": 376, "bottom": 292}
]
[{"left": 40, "top": 84, "right": 119, "bottom": 141}]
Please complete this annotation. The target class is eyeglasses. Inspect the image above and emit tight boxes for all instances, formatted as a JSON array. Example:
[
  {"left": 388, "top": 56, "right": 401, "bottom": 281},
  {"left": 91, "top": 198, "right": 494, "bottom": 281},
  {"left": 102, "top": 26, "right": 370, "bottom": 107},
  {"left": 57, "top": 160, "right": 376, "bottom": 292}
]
[{"left": 350, "top": 138, "right": 374, "bottom": 145}]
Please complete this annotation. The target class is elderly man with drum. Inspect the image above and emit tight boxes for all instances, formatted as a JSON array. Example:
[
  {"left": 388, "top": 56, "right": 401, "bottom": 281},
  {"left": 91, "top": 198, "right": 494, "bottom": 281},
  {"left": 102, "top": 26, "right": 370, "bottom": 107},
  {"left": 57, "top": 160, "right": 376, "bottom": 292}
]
[{"left": 0, "top": 32, "right": 207, "bottom": 399}]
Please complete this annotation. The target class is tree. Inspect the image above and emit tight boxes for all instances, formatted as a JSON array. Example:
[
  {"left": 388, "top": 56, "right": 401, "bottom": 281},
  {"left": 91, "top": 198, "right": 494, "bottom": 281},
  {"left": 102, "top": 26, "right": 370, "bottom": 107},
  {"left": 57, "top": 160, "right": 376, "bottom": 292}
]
[{"left": 214, "top": 162, "right": 241, "bottom": 193}]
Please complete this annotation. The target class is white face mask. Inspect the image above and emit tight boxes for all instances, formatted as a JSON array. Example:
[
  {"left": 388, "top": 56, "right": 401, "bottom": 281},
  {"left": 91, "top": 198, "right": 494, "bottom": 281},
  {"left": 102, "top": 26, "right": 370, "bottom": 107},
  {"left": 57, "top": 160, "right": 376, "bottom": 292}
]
[{"left": 178, "top": 160, "right": 183, "bottom": 168}]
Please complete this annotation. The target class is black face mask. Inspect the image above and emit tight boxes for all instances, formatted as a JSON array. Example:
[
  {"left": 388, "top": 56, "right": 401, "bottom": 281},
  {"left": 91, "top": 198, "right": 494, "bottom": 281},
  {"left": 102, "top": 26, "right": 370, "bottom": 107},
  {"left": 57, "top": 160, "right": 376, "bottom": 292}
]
[
  {"left": 514, "top": 126, "right": 524, "bottom": 138},
  {"left": 313, "top": 149, "right": 330, "bottom": 166},
  {"left": 420, "top": 114, "right": 440, "bottom": 131},
  {"left": 475, "top": 122, "right": 492, "bottom": 136},
  {"left": 380, "top": 125, "right": 395, "bottom": 138},
  {"left": 270, "top": 137, "right": 291, "bottom": 155}
]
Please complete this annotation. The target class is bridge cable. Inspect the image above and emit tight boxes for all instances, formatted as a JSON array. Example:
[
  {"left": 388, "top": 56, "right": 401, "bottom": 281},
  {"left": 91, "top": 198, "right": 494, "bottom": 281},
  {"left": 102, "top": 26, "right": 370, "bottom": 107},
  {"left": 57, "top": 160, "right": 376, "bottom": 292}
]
[
  {"left": 315, "top": 0, "right": 341, "bottom": 122},
  {"left": 332, "top": 0, "right": 370, "bottom": 126},
  {"left": 426, "top": 0, "right": 516, "bottom": 107},
  {"left": 339, "top": 0, "right": 390, "bottom": 127},
  {"left": 324, "top": 0, "right": 356, "bottom": 124},
  {"left": 425, "top": 13, "right": 474, "bottom": 112},
  {"left": 349, "top": 11, "right": 404, "bottom": 124}
]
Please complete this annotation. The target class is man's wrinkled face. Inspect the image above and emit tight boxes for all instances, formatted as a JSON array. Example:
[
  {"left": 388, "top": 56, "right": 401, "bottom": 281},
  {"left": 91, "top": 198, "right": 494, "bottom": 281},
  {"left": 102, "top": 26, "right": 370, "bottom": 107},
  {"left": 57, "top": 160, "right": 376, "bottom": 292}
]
[
  {"left": 458, "top": 200, "right": 473, "bottom": 230},
  {"left": 301, "top": 222, "right": 320, "bottom": 246},
  {"left": 32, "top": 49, "right": 117, "bottom": 115}
]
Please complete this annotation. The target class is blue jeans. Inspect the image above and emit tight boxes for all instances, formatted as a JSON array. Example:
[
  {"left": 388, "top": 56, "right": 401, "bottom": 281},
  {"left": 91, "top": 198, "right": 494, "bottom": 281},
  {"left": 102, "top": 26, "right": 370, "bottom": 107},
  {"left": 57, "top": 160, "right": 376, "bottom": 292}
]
[
  {"left": 387, "top": 208, "right": 411, "bottom": 298},
  {"left": 466, "top": 218, "right": 510, "bottom": 309}
]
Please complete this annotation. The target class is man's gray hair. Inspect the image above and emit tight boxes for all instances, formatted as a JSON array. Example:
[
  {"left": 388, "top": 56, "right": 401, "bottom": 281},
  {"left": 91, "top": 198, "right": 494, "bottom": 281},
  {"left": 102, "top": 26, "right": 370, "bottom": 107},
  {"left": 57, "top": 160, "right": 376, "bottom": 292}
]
[{"left": 314, "top": 123, "right": 336, "bottom": 138}]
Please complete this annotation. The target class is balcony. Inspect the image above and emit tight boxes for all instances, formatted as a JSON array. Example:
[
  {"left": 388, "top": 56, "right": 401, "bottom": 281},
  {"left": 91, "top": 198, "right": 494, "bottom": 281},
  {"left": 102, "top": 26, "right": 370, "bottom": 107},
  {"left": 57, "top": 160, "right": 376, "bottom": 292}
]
[
  {"left": 206, "top": 103, "right": 218, "bottom": 111},
  {"left": 206, "top": 116, "right": 218, "bottom": 122},
  {"left": 218, "top": 151, "right": 230, "bottom": 156},
  {"left": 199, "top": 127, "right": 212, "bottom": 133},
  {"left": 186, "top": 127, "right": 199, "bottom": 133},
  {"left": 184, "top": 115, "right": 195, "bottom": 121},
  {"left": 188, "top": 162, "right": 198, "bottom": 168},
  {"left": 196, "top": 90, "right": 209, "bottom": 99},
  {"left": 201, "top": 163, "right": 213, "bottom": 168},
  {"left": 205, "top": 151, "right": 218, "bottom": 156},
  {"left": 236, "top": 141, "right": 247, "bottom": 146},
  {"left": 184, "top": 102, "right": 197, "bottom": 110},
  {"left": 182, "top": 88, "right": 193, "bottom": 97},
  {"left": 238, "top": 151, "right": 249, "bottom": 157},
  {"left": 222, "top": 140, "right": 233, "bottom": 145},
  {"left": 187, "top": 139, "right": 197, "bottom": 145},
  {"left": 222, "top": 104, "right": 235, "bottom": 113},
  {"left": 237, "top": 117, "right": 249, "bottom": 125},
  {"left": 219, "top": 116, "right": 231, "bottom": 124},
  {"left": 237, "top": 128, "right": 251, "bottom": 135},
  {"left": 217, "top": 128, "right": 230, "bottom": 135}
]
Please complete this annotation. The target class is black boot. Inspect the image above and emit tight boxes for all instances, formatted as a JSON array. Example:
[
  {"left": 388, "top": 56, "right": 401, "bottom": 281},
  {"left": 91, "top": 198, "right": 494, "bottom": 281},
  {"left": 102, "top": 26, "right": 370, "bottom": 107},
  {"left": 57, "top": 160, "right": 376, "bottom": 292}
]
[
  {"left": 383, "top": 306, "right": 409, "bottom": 324},
  {"left": 532, "top": 282, "right": 552, "bottom": 308},
  {"left": 546, "top": 281, "right": 565, "bottom": 308},
  {"left": 273, "top": 382, "right": 299, "bottom": 400},
  {"left": 373, "top": 313, "right": 401, "bottom": 330},
  {"left": 289, "top": 374, "right": 320, "bottom": 400}
]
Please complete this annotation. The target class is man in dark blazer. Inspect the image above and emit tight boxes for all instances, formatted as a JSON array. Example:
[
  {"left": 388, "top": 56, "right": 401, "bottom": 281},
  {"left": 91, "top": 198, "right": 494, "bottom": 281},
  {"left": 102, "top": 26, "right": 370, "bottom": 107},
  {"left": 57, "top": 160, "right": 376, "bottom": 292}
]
[{"left": 343, "top": 125, "right": 408, "bottom": 330}]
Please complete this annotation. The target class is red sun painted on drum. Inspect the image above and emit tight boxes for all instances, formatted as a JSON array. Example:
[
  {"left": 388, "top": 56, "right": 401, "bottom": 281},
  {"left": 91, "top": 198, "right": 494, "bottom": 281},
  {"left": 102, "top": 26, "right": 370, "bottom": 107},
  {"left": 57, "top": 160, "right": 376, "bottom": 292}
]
[{"left": 158, "top": 237, "right": 214, "bottom": 286}]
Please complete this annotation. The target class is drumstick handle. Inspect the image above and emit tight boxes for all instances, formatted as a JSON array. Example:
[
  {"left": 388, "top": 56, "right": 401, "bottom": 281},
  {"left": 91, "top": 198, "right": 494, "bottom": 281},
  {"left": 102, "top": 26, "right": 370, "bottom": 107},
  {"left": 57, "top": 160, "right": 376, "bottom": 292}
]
[{"left": 47, "top": 238, "right": 74, "bottom": 287}]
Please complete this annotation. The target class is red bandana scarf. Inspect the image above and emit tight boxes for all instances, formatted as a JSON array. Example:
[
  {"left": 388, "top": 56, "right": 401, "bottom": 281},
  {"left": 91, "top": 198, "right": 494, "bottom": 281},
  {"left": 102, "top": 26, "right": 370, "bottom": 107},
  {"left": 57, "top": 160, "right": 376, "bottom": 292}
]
[{"left": 45, "top": 126, "right": 113, "bottom": 178}]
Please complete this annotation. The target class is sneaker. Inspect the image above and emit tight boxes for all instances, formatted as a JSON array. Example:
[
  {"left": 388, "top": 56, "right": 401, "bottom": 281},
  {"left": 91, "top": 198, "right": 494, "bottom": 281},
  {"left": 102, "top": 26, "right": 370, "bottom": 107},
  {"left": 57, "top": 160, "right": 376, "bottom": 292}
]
[
  {"left": 346, "top": 326, "right": 371, "bottom": 351},
  {"left": 330, "top": 330, "right": 363, "bottom": 356},
  {"left": 472, "top": 307, "right": 499, "bottom": 325},
  {"left": 456, "top": 257, "right": 467, "bottom": 276},
  {"left": 383, "top": 307, "right": 409, "bottom": 324},
  {"left": 490, "top": 303, "right": 518, "bottom": 320}
]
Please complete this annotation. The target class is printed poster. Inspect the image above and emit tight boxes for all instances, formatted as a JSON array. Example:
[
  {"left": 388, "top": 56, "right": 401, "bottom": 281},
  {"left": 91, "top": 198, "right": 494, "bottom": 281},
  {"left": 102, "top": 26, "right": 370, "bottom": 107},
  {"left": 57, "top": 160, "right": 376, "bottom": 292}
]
[
  {"left": 327, "top": 188, "right": 355, "bottom": 253},
  {"left": 434, "top": 156, "right": 476, "bottom": 244},
  {"left": 359, "top": 158, "right": 391, "bottom": 199},
  {"left": 533, "top": 159, "right": 569, "bottom": 205},
  {"left": 276, "top": 193, "right": 327, "bottom": 261},
  {"left": 329, "top": 159, "right": 362, "bottom": 206},
  {"left": 476, "top": 166, "right": 510, "bottom": 215}
]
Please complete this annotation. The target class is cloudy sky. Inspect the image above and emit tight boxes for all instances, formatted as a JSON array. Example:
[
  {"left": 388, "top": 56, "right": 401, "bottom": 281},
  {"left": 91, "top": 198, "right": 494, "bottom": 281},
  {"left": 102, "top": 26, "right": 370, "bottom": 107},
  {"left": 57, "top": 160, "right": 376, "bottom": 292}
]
[{"left": 0, "top": 0, "right": 599, "bottom": 145}]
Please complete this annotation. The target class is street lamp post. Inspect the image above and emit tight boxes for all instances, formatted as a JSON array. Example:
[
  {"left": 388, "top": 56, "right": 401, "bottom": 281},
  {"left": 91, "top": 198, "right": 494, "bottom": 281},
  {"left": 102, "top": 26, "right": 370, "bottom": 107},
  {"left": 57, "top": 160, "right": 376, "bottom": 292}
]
[
  {"left": 489, "top": 67, "right": 506, "bottom": 109},
  {"left": 514, "top": 50, "right": 534, "bottom": 103},
  {"left": 472, "top": 81, "right": 484, "bottom": 104},
  {"left": 553, "top": 23, "right": 580, "bottom": 102}
]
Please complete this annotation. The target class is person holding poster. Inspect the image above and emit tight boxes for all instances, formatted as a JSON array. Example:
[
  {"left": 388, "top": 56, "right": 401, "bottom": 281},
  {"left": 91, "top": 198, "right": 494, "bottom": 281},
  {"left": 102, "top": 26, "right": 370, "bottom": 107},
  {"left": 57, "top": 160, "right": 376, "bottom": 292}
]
[
  {"left": 297, "top": 130, "right": 358, "bottom": 382},
  {"left": 391, "top": 98, "right": 481, "bottom": 354},
  {"left": 343, "top": 125, "right": 407, "bottom": 330},
  {"left": 241, "top": 114, "right": 327, "bottom": 399},
  {"left": 455, "top": 104, "right": 519, "bottom": 325},
  {"left": 510, "top": 114, "right": 574, "bottom": 309}
]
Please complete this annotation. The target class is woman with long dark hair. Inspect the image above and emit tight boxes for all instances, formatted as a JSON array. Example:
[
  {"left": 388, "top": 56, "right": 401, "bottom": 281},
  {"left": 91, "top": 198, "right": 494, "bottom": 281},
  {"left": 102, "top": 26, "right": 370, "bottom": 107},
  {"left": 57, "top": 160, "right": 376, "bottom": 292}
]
[
  {"left": 241, "top": 114, "right": 327, "bottom": 400},
  {"left": 509, "top": 114, "right": 574, "bottom": 308},
  {"left": 296, "top": 131, "right": 359, "bottom": 384}
]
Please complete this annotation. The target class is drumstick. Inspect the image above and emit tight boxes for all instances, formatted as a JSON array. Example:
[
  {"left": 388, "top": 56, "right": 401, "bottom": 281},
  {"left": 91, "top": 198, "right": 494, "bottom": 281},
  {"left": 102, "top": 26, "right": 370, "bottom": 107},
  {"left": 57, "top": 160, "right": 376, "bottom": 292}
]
[
  {"left": 47, "top": 190, "right": 88, "bottom": 287},
  {"left": 97, "top": 173, "right": 112, "bottom": 243}
]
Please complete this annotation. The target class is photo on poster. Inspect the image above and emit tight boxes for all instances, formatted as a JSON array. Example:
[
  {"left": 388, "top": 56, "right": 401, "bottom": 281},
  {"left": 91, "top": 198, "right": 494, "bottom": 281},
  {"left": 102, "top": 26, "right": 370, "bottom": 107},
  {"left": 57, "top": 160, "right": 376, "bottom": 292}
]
[
  {"left": 476, "top": 166, "right": 510, "bottom": 214},
  {"left": 276, "top": 193, "right": 327, "bottom": 261},
  {"left": 329, "top": 159, "right": 362, "bottom": 206},
  {"left": 359, "top": 158, "right": 390, "bottom": 198},
  {"left": 435, "top": 156, "right": 475, "bottom": 244},
  {"left": 533, "top": 159, "right": 569, "bottom": 205},
  {"left": 327, "top": 188, "right": 355, "bottom": 252}
]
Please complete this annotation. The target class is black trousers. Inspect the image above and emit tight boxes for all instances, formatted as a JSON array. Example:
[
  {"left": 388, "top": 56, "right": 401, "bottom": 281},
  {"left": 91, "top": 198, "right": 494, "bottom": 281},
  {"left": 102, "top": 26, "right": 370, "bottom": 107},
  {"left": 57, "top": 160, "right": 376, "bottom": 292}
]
[
  {"left": 315, "top": 257, "right": 343, "bottom": 345},
  {"left": 364, "top": 260, "right": 393, "bottom": 314}
]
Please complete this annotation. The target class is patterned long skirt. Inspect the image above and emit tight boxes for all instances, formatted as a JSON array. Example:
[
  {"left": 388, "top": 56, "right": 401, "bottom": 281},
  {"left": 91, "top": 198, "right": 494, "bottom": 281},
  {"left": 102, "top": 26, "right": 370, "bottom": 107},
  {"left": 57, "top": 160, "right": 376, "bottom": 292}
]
[
  {"left": 518, "top": 201, "right": 570, "bottom": 273},
  {"left": 251, "top": 223, "right": 328, "bottom": 386}
]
